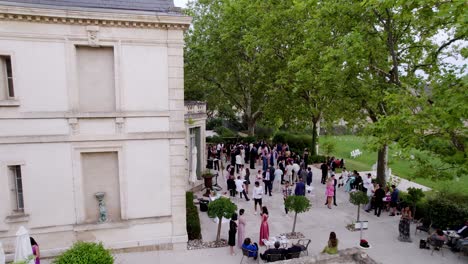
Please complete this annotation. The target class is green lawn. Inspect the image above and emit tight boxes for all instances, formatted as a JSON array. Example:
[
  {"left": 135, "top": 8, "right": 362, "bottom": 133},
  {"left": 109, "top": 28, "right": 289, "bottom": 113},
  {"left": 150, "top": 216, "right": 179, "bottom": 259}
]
[{"left": 319, "top": 135, "right": 468, "bottom": 194}]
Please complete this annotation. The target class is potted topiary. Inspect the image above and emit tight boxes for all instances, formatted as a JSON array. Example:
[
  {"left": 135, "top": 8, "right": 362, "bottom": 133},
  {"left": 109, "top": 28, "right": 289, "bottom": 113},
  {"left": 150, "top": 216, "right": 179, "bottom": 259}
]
[
  {"left": 208, "top": 197, "right": 237, "bottom": 243},
  {"left": 202, "top": 171, "right": 214, "bottom": 190},
  {"left": 284, "top": 195, "right": 312, "bottom": 234},
  {"left": 349, "top": 191, "right": 371, "bottom": 248}
]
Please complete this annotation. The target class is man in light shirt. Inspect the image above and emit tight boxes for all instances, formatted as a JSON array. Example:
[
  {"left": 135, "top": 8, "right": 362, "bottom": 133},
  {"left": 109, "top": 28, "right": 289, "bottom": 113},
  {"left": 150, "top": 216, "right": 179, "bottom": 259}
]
[
  {"left": 274, "top": 167, "right": 283, "bottom": 192},
  {"left": 263, "top": 169, "right": 272, "bottom": 196},
  {"left": 252, "top": 181, "right": 263, "bottom": 215},
  {"left": 235, "top": 176, "right": 250, "bottom": 201},
  {"left": 292, "top": 162, "right": 300, "bottom": 182}
]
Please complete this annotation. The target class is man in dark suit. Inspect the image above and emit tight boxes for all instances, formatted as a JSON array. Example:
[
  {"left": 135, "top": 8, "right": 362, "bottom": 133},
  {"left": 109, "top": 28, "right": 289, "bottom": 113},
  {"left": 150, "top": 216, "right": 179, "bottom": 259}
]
[
  {"left": 294, "top": 176, "right": 306, "bottom": 196},
  {"left": 284, "top": 244, "right": 302, "bottom": 259},
  {"left": 320, "top": 162, "right": 328, "bottom": 184},
  {"left": 260, "top": 241, "right": 285, "bottom": 261}
]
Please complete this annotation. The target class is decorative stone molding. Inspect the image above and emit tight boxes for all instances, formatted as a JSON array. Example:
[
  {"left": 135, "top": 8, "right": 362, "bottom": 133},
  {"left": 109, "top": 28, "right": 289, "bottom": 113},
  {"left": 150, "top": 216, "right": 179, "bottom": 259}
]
[
  {"left": 86, "top": 25, "right": 100, "bottom": 47},
  {"left": 115, "top": 117, "right": 125, "bottom": 133},
  {"left": 68, "top": 118, "right": 79, "bottom": 135},
  {"left": 0, "top": 5, "right": 192, "bottom": 30}
]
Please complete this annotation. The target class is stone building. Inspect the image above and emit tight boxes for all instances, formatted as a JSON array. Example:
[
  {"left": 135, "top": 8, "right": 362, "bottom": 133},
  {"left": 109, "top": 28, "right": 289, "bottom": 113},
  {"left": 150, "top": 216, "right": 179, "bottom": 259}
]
[
  {"left": 0, "top": 0, "right": 191, "bottom": 257},
  {"left": 184, "top": 101, "right": 207, "bottom": 191}
]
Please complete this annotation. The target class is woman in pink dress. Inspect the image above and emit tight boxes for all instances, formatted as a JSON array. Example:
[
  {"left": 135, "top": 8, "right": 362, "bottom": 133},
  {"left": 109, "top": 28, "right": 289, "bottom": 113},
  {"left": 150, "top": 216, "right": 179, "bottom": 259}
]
[
  {"left": 259, "top": 206, "right": 270, "bottom": 246},
  {"left": 326, "top": 178, "right": 335, "bottom": 209},
  {"left": 237, "top": 209, "right": 246, "bottom": 248},
  {"left": 30, "top": 237, "right": 40, "bottom": 264}
]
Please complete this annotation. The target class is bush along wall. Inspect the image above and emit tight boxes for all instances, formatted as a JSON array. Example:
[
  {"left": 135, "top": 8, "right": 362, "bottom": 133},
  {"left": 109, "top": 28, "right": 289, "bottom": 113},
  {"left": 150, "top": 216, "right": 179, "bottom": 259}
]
[
  {"left": 53, "top": 242, "right": 114, "bottom": 264},
  {"left": 186, "top": 192, "right": 202, "bottom": 240}
]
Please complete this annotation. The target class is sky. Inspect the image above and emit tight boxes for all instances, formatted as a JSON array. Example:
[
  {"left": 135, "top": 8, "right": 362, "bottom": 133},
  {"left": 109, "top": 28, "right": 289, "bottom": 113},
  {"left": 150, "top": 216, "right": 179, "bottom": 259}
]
[{"left": 174, "top": 0, "right": 189, "bottom": 8}]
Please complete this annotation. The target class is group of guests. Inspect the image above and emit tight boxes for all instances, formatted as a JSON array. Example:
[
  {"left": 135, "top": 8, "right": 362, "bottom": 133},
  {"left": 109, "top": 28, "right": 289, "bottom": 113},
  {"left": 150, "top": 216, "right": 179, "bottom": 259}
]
[
  {"left": 423, "top": 221, "right": 468, "bottom": 252},
  {"left": 239, "top": 232, "right": 339, "bottom": 261},
  {"left": 228, "top": 206, "right": 270, "bottom": 256}
]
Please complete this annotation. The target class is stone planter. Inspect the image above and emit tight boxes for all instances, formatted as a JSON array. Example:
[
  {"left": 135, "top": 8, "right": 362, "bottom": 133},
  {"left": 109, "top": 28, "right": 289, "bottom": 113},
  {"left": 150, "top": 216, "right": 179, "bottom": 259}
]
[{"left": 202, "top": 173, "right": 213, "bottom": 190}]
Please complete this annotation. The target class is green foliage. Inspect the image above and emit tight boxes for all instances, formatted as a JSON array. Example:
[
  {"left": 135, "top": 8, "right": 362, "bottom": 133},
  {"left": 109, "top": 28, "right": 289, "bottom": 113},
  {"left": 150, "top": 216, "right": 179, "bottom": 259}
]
[
  {"left": 206, "top": 135, "right": 223, "bottom": 144},
  {"left": 208, "top": 197, "right": 237, "bottom": 219},
  {"left": 321, "top": 141, "right": 336, "bottom": 156},
  {"left": 406, "top": 188, "right": 425, "bottom": 206},
  {"left": 242, "top": 135, "right": 258, "bottom": 143},
  {"left": 254, "top": 125, "right": 274, "bottom": 140},
  {"left": 206, "top": 118, "right": 223, "bottom": 130},
  {"left": 272, "top": 132, "right": 312, "bottom": 153},
  {"left": 284, "top": 195, "right": 312, "bottom": 214},
  {"left": 309, "top": 155, "right": 327, "bottom": 164},
  {"left": 12, "top": 256, "right": 34, "bottom": 264},
  {"left": 427, "top": 196, "right": 468, "bottom": 229},
  {"left": 186, "top": 192, "right": 202, "bottom": 240},
  {"left": 285, "top": 195, "right": 311, "bottom": 233},
  {"left": 214, "top": 126, "right": 236, "bottom": 138},
  {"left": 349, "top": 191, "right": 369, "bottom": 206},
  {"left": 53, "top": 242, "right": 113, "bottom": 264},
  {"left": 208, "top": 197, "right": 237, "bottom": 242}
]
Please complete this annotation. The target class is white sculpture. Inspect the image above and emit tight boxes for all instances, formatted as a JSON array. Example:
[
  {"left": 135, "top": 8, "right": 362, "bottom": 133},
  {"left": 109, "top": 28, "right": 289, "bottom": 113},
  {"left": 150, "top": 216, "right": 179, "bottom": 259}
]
[
  {"left": 14, "top": 226, "right": 34, "bottom": 264},
  {"left": 189, "top": 146, "right": 198, "bottom": 184}
]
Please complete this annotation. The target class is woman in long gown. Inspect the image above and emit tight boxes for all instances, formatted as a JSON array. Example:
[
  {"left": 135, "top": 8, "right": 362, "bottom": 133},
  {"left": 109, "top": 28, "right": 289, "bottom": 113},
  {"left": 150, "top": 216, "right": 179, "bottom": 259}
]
[
  {"left": 237, "top": 209, "right": 246, "bottom": 248},
  {"left": 229, "top": 213, "right": 238, "bottom": 255},
  {"left": 398, "top": 206, "right": 412, "bottom": 242},
  {"left": 259, "top": 206, "right": 270, "bottom": 246}
]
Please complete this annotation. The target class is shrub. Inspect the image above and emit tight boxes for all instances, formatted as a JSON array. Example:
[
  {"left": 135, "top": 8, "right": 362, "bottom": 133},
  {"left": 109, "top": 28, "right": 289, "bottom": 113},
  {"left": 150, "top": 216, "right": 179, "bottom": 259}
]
[
  {"left": 427, "top": 196, "right": 468, "bottom": 229},
  {"left": 206, "top": 118, "right": 223, "bottom": 130},
  {"left": 53, "top": 242, "right": 113, "bottom": 264},
  {"left": 214, "top": 126, "right": 236, "bottom": 137},
  {"left": 242, "top": 135, "right": 258, "bottom": 143},
  {"left": 273, "top": 132, "right": 312, "bottom": 152},
  {"left": 186, "top": 192, "right": 202, "bottom": 240},
  {"left": 255, "top": 125, "right": 274, "bottom": 140},
  {"left": 309, "top": 155, "right": 327, "bottom": 164},
  {"left": 321, "top": 141, "right": 336, "bottom": 156},
  {"left": 206, "top": 135, "right": 223, "bottom": 144}
]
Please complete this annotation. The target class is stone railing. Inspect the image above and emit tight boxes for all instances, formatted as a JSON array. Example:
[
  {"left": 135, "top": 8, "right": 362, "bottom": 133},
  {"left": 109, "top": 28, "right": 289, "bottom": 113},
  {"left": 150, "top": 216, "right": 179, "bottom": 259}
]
[{"left": 184, "top": 101, "right": 206, "bottom": 115}]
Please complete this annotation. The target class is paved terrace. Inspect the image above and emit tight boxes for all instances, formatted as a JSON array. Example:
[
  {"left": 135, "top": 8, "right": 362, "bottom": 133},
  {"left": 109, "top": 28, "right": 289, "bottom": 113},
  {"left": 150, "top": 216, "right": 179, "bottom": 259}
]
[{"left": 43, "top": 165, "right": 465, "bottom": 264}]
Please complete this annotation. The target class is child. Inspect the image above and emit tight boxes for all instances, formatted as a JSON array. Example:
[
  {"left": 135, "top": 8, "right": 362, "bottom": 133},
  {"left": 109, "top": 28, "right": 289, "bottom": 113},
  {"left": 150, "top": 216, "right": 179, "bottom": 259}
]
[{"left": 256, "top": 169, "right": 263, "bottom": 183}]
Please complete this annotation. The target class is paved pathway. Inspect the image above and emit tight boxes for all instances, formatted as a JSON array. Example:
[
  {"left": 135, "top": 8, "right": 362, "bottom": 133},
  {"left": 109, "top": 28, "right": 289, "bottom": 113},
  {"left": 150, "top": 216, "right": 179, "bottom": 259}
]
[{"left": 43, "top": 165, "right": 464, "bottom": 264}]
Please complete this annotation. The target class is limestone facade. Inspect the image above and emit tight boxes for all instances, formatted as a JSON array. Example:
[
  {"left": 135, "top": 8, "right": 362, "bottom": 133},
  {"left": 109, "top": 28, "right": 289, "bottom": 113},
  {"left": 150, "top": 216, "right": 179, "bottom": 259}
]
[{"left": 0, "top": 1, "right": 191, "bottom": 257}]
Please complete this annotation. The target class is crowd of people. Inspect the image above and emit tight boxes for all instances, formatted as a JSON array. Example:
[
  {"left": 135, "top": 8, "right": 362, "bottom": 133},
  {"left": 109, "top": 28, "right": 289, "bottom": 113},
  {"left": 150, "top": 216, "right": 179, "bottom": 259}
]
[
  {"left": 206, "top": 141, "right": 467, "bottom": 259},
  {"left": 206, "top": 142, "right": 342, "bottom": 258}
]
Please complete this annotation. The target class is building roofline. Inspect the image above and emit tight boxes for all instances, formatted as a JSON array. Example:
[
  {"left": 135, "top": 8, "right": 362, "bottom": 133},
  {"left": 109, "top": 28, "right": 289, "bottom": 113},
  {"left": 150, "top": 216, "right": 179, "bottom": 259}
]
[{"left": 0, "top": 2, "right": 192, "bottom": 29}]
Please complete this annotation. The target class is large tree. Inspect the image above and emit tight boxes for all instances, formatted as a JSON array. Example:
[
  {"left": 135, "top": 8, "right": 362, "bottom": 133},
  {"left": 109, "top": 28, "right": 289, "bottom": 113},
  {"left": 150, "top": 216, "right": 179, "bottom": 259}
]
[
  {"left": 334, "top": 0, "right": 466, "bottom": 185},
  {"left": 185, "top": 0, "right": 280, "bottom": 135}
]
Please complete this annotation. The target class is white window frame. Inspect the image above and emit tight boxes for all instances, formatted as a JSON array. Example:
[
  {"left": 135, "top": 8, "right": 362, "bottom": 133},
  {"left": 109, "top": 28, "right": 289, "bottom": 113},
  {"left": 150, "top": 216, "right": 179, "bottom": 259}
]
[
  {"left": 0, "top": 53, "right": 20, "bottom": 106},
  {"left": 9, "top": 165, "right": 24, "bottom": 212}
]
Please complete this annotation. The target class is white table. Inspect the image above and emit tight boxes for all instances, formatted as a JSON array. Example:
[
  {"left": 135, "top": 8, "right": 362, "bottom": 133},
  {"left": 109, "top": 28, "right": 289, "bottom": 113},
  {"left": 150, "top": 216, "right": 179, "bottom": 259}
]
[{"left": 263, "top": 236, "right": 289, "bottom": 248}]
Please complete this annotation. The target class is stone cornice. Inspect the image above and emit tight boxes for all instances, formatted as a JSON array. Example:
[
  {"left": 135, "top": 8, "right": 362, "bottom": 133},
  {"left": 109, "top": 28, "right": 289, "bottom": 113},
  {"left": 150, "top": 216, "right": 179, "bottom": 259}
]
[{"left": 0, "top": 4, "right": 192, "bottom": 30}]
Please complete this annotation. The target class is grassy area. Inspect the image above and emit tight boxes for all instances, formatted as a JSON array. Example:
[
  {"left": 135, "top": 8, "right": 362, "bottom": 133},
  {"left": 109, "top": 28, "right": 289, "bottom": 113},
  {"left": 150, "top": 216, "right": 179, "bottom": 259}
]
[{"left": 319, "top": 135, "right": 468, "bottom": 194}]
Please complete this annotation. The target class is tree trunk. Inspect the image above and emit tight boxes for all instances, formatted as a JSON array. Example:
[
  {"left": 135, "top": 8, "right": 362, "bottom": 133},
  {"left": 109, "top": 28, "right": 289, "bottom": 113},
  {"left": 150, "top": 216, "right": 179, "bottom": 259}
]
[
  {"left": 357, "top": 204, "right": 360, "bottom": 222},
  {"left": 247, "top": 119, "right": 255, "bottom": 136},
  {"left": 292, "top": 212, "right": 298, "bottom": 233},
  {"left": 216, "top": 217, "right": 222, "bottom": 242},
  {"left": 311, "top": 115, "right": 321, "bottom": 156},
  {"left": 376, "top": 144, "right": 389, "bottom": 186}
]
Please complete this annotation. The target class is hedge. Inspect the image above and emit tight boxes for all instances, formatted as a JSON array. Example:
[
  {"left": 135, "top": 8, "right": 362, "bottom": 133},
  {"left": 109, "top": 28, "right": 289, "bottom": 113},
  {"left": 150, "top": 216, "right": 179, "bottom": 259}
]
[
  {"left": 272, "top": 131, "right": 312, "bottom": 153},
  {"left": 400, "top": 191, "right": 468, "bottom": 229},
  {"left": 186, "top": 192, "right": 202, "bottom": 240},
  {"left": 309, "top": 155, "right": 327, "bottom": 164},
  {"left": 53, "top": 242, "right": 113, "bottom": 264}
]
